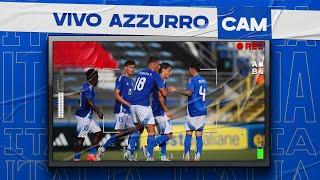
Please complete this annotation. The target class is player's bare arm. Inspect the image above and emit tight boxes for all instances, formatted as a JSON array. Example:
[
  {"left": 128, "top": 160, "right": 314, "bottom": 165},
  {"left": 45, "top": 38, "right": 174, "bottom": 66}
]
[
  {"left": 158, "top": 87, "right": 168, "bottom": 97},
  {"left": 114, "top": 89, "right": 131, "bottom": 107},
  {"left": 87, "top": 100, "right": 104, "bottom": 119},
  {"left": 176, "top": 88, "right": 192, "bottom": 96},
  {"left": 158, "top": 91, "right": 174, "bottom": 119},
  {"left": 167, "top": 86, "right": 177, "bottom": 93}
]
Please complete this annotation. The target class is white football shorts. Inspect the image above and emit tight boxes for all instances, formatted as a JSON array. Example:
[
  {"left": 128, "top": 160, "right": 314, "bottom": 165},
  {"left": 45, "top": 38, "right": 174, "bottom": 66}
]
[
  {"left": 155, "top": 114, "right": 173, "bottom": 134},
  {"left": 185, "top": 115, "right": 206, "bottom": 131},
  {"left": 114, "top": 112, "right": 135, "bottom": 130},
  {"left": 76, "top": 115, "right": 101, "bottom": 138},
  {"left": 130, "top": 105, "right": 155, "bottom": 126}
]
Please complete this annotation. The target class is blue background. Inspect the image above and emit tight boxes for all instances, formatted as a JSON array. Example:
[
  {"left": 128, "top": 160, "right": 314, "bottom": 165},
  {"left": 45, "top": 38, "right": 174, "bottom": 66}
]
[
  {"left": 1, "top": 0, "right": 320, "bottom": 179},
  {"left": 217, "top": 7, "right": 271, "bottom": 39}
]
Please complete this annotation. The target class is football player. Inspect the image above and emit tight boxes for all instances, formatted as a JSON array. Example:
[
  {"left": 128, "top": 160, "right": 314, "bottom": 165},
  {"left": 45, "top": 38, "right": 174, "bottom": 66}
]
[
  {"left": 129, "top": 57, "right": 169, "bottom": 161},
  {"left": 142, "top": 62, "right": 174, "bottom": 161},
  {"left": 96, "top": 60, "right": 138, "bottom": 161},
  {"left": 173, "top": 62, "right": 208, "bottom": 161},
  {"left": 73, "top": 69, "right": 104, "bottom": 161}
]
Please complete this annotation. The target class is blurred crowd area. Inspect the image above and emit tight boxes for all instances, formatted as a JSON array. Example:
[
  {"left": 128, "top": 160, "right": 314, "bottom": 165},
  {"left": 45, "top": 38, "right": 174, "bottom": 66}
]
[{"left": 53, "top": 41, "right": 265, "bottom": 124}]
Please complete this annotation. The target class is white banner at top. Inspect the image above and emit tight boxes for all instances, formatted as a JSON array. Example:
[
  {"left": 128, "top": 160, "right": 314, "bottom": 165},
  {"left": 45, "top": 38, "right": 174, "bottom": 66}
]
[
  {"left": 272, "top": 9, "right": 320, "bottom": 40},
  {"left": 0, "top": 2, "right": 218, "bottom": 37}
]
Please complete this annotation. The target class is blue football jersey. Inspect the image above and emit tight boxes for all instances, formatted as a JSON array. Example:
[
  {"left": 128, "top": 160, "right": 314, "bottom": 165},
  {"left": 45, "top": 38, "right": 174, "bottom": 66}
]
[
  {"left": 131, "top": 68, "right": 165, "bottom": 106},
  {"left": 187, "top": 75, "right": 208, "bottom": 117},
  {"left": 114, "top": 74, "right": 133, "bottom": 114},
  {"left": 75, "top": 82, "right": 95, "bottom": 119},
  {"left": 151, "top": 80, "right": 166, "bottom": 117}
]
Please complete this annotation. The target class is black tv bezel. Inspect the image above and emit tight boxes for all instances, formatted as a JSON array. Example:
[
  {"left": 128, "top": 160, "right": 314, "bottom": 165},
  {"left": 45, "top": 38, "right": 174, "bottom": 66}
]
[{"left": 48, "top": 36, "right": 270, "bottom": 167}]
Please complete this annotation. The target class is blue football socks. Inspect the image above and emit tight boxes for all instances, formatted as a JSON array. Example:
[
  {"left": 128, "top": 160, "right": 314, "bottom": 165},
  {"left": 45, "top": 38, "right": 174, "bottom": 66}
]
[
  {"left": 184, "top": 134, "right": 192, "bottom": 155},
  {"left": 196, "top": 136, "right": 203, "bottom": 156},
  {"left": 159, "top": 142, "right": 167, "bottom": 156},
  {"left": 74, "top": 152, "right": 81, "bottom": 160},
  {"left": 155, "top": 134, "right": 170, "bottom": 146},
  {"left": 155, "top": 134, "right": 170, "bottom": 156},
  {"left": 127, "top": 130, "right": 140, "bottom": 155},
  {"left": 103, "top": 135, "right": 118, "bottom": 150},
  {"left": 146, "top": 135, "right": 156, "bottom": 157},
  {"left": 88, "top": 146, "right": 97, "bottom": 155}
]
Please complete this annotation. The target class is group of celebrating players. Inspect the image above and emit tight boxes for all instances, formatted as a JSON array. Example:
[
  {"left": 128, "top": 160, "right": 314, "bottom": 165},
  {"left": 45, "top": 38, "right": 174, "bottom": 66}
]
[{"left": 72, "top": 57, "right": 208, "bottom": 161}]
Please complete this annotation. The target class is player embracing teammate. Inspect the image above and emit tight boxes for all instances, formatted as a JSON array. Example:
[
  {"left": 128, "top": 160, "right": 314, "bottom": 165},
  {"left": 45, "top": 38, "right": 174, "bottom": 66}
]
[
  {"left": 129, "top": 57, "right": 176, "bottom": 161},
  {"left": 138, "top": 61, "right": 207, "bottom": 161},
  {"left": 141, "top": 62, "right": 174, "bottom": 161},
  {"left": 95, "top": 57, "right": 175, "bottom": 161},
  {"left": 74, "top": 59, "right": 207, "bottom": 162}
]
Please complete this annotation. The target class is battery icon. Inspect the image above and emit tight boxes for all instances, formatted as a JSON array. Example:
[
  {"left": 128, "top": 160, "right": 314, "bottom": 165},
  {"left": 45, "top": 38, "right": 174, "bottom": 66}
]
[{"left": 257, "top": 146, "right": 264, "bottom": 160}]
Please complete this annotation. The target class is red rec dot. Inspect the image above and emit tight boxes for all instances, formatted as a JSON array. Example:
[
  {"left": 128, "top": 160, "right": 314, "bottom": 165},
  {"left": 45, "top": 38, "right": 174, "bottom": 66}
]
[{"left": 236, "top": 42, "right": 243, "bottom": 50}]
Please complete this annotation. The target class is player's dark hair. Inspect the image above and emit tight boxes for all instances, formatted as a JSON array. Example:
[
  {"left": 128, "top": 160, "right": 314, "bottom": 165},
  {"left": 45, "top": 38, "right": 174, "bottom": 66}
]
[
  {"left": 147, "top": 56, "right": 158, "bottom": 65},
  {"left": 189, "top": 62, "right": 201, "bottom": 72},
  {"left": 86, "top": 69, "right": 98, "bottom": 80},
  {"left": 159, "top": 62, "right": 172, "bottom": 73},
  {"left": 124, "top": 59, "right": 136, "bottom": 66}
]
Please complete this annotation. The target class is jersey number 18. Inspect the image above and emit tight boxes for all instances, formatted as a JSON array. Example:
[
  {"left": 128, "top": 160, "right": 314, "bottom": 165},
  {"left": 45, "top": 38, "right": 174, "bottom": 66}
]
[{"left": 134, "top": 77, "right": 146, "bottom": 91}]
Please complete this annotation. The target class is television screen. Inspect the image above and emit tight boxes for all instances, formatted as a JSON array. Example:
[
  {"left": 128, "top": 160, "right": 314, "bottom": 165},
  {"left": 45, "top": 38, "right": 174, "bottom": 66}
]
[{"left": 48, "top": 36, "right": 269, "bottom": 167}]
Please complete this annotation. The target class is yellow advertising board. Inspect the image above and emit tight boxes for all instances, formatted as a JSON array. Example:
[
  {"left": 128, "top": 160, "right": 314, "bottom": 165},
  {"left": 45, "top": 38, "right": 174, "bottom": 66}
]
[{"left": 140, "top": 124, "right": 248, "bottom": 151}]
